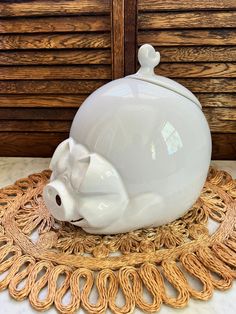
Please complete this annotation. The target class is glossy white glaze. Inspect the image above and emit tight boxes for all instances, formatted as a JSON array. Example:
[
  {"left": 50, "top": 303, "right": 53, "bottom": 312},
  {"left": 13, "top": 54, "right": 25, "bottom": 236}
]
[{"left": 43, "top": 44, "right": 212, "bottom": 234}]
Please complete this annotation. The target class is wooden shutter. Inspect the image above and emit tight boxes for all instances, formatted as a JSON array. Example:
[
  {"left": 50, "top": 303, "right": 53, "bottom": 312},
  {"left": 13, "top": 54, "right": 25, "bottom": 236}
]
[
  {"left": 0, "top": 0, "right": 124, "bottom": 156},
  {"left": 138, "top": 0, "right": 236, "bottom": 159},
  {"left": 0, "top": 0, "right": 235, "bottom": 159}
]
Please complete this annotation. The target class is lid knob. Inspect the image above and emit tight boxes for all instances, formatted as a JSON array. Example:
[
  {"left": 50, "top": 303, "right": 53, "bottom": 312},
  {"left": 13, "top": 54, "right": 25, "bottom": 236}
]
[
  {"left": 128, "top": 43, "right": 201, "bottom": 108},
  {"left": 137, "top": 44, "right": 160, "bottom": 76}
]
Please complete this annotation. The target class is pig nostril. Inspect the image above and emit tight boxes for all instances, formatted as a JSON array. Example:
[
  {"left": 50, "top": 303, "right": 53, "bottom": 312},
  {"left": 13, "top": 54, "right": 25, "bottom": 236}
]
[{"left": 55, "top": 194, "right": 61, "bottom": 206}]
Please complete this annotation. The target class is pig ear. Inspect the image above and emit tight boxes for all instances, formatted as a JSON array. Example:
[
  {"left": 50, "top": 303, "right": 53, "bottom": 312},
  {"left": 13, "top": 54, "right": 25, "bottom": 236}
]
[
  {"left": 78, "top": 153, "right": 128, "bottom": 198},
  {"left": 49, "top": 138, "right": 70, "bottom": 171},
  {"left": 70, "top": 155, "right": 90, "bottom": 191},
  {"left": 69, "top": 139, "right": 89, "bottom": 160}
]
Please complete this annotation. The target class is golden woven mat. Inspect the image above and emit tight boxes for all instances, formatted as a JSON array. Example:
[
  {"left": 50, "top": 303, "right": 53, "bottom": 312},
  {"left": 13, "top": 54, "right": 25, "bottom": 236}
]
[{"left": 0, "top": 168, "right": 235, "bottom": 313}]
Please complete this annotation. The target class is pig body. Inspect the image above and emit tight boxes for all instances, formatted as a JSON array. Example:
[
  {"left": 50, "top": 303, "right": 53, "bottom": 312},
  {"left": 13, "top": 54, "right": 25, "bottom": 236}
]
[{"left": 43, "top": 45, "right": 211, "bottom": 234}]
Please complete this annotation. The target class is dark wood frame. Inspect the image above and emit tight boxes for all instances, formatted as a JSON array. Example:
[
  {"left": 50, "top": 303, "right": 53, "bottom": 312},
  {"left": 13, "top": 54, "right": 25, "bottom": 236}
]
[
  {"left": 124, "top": 0, "right": 138, "bottom": 75},
  {"left": 111, "top": 0, "right": 125, "bottom": 79}
]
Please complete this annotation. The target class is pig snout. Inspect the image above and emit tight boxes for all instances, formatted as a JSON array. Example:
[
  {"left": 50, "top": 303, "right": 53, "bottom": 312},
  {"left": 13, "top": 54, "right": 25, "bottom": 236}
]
[{"left": 43, "top": 180, "right": 75, "bottom": 221}]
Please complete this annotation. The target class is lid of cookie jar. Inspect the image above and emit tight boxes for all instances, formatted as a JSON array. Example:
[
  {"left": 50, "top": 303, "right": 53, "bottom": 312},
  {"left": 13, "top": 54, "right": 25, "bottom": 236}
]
[{"left": 129, "top": 44, "right": 201, "bottom": 108}]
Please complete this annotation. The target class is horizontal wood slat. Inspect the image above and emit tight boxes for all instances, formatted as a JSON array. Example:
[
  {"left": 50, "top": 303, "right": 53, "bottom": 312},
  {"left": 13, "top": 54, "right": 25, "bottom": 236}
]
[
  {"left": 138, "top": 0, "right": 236, "bottom": 11},
  {"left": 212, "top": 133, "right": 236, "bottom": 160},
  {"left": 0, "top": 80, "right": 107, "bottom": 94},
  {"left": 0, "top": 132, "right": 68, "bottom": 157},
  {"left": 175, "top": 79, "right": 236, "bottom": 93},
  {"left": 0, "top": 66, "right": 111, "bottom": 80},
  {"left": 0, "top": 50, "right": 111, "bottom": 65},
  {"left": 0, "top": 108, "right": 76, "bottom": 120},
  {"left": 0, "top": 16, "right": 110, "bottom": 34},
  {"left": 0, "top": 120, "right": 71, "bottom": 132},
  {"left": 139, "top": 12, "right": 236, "bottom": 29},
  {"left": 0, "top": 33, "right": 111, "bottom": 50},
  {"left": 196, "top": 94, "right": 236, "bottom": 108},
  {"left": 1, "top": 108, "right": 234, "bottom": 133},
  {"left": 0, "top": 95, "right": 87, "bottom": 108},
  {"left": 0, "top": 0, "right": 110, "bottom": 17},
  {"left": 203, "top": 108, "right": 236, "bottom": 132},
  {"left": 156, "top": 62, "right": 236, "bottom": 78},
  {"left": 138, "top": 30, "right": 236, "bottom": 46},
  {"left": 0, "top": 132, "right": 235, "bottom": 159},
  {"left": 157, "top": 47, "right": 236, "bottom": 62}
]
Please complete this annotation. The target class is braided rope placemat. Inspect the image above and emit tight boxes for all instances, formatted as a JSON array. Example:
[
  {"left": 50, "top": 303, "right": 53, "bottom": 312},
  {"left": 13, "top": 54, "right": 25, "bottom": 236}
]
[{"left": 0, "top": 168, "right": 235, "bottom": 313}]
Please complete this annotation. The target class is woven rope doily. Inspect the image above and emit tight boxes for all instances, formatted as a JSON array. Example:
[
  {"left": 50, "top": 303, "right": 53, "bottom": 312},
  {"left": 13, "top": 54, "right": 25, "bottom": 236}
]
[{"left": 0, "top": 168, "right": 236, "bottom": 313}]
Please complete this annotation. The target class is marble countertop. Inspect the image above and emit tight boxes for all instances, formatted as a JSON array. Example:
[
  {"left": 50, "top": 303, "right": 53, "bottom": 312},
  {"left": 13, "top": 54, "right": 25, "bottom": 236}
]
[{"left": 0, "top": 157, "right": 235, "bottom": 314}]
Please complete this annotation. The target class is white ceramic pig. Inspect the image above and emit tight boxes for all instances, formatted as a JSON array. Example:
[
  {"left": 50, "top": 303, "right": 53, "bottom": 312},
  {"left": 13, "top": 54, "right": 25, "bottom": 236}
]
[{"left": 43, "top": 44, "right": 212, "bottom": 234}]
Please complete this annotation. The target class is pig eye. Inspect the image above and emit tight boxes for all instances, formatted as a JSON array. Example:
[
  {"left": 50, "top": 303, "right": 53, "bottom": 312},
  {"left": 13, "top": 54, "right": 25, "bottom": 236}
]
[
  {"left": 62, "top": 173, "right": 69, "bottom": 182},
  {"left": 55, "top": 194, "right": 61, "bottom": 206}
]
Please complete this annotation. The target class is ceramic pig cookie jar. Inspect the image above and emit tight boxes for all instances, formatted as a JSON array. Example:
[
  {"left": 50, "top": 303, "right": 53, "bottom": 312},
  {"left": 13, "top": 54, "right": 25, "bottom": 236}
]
[{"left": 43, "top": 44, "right": 212, "bottom": 235}]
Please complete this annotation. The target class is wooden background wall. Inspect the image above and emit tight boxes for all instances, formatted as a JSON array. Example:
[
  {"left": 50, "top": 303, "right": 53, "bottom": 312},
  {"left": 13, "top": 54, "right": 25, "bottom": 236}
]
[
  {"left": 0, "top": 0, "right": 235, "bottom": 159},
  {"left": 136, "top": 0, "right": 236, "bottom": 160},
  {"left": 0, "top": 0, "right": 124, "bottom": 157}
]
